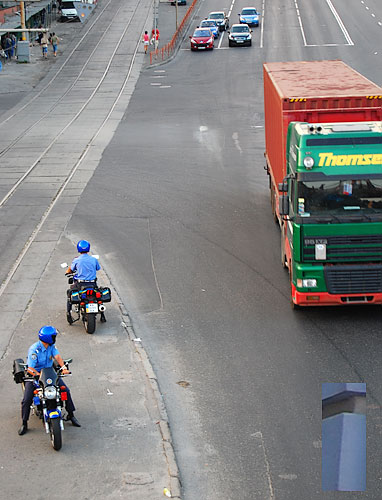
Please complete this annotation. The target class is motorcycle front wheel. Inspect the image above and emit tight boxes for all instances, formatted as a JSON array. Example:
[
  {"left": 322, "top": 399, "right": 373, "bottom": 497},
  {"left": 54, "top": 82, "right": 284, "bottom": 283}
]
[
  {"left": 49, "top": 418, "right": 62, "bottom": 451},
  {"left": 84, "top": 312, "right": 96, "bottom": 334}
]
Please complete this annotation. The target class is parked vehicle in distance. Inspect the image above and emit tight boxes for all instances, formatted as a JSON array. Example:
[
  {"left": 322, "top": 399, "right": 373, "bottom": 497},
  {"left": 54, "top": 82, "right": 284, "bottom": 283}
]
[
  {"left": 208, "top": 11, "right": 229, "bottom": 31},
  {"left": 199, "top": 19, "right": 220, "bottom": 38},
  {"left": 170, "top": 0, "right": 187, "bottom": 5},
  {"left": 60, "top": 1, "right": 79, "bottom": 22},
  {"left": 228, "top": 24, "right": 252, "bottom": 46},
  {"left": 238, "top": 7, "right": 260, "bottom": 27},
  {"left": 189, "top": 28, "right": 214, "bottom": 50}
]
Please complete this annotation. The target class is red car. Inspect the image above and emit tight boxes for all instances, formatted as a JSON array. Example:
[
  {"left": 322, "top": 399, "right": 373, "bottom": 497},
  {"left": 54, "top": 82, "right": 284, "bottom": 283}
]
[{"left": 189, "top": 28, "right": 214, "bottom": 51}]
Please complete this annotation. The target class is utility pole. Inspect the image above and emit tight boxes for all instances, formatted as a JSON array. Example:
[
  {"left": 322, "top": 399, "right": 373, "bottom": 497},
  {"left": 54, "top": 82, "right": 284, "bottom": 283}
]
[
  {"left": 153, "top": 0, "right": 158, "bottom": 43},
  {"left": 20, "top": 1, "right": 27, "bottom": 41},
  {"left": 175, "top": 0, "right": 178, "bottom": 30}
]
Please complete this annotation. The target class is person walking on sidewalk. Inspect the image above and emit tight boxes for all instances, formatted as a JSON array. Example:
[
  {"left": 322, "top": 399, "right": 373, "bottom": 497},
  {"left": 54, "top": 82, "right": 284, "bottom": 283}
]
[
  {"left": 151, "top": 28, "right": 160, "bottom": 50},
  {"left": 41, "top": 32, "right": 49, "bottom": 59},
  {"left": 142, "top": 30, "right": 149, "bottom": 54},
  {"left": 51, "top": 32, "right": 59, "bottom": 57}
]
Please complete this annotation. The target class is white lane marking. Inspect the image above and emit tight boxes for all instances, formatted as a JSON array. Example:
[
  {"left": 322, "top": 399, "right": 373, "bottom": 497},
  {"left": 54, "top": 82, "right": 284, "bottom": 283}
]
[
  {"left": 294, "top": 0, "right": 307, "bottom": 46},
  {"left": 379, "top": 22, "right": 382, "bottom": 26},
  {"left": 260, "top": 0, "right": 265, "bottom": 48},
  {"left": 200, "top": 126, "right": 208, "bottom": 132},
  {"left": 371, "top": 13, "right": 375, "bottom": 18},
  {"left": 218, "top": 32, "right": 225, "bottom": 49},
  {"left": 251, "top": 432, "right": 275, "bottom": 499},
  {"left": 159, "top": 85, "right": 172, "bottom": 88},
  {"left": 325, "top": 0, "right": 354, "bottom": 45},
  {"left": 278, "top": 474, "right": 298, "bottom": 480},
  {"left": 227, "top": 0, "right": 236, "bottom": 17},
  {"left": 154, "top": 70, "right": 166, "bottom": 72},
  {"left": 152, "top": 75, "right": 166, "bottom": 78},
  {"left": 366, "top": 5, "right": 369, "bottom": 10},
  {"left": 232, "top": 132, "right": 243, "bottom": 154},
  {"left": 305, "top": 43, "right": 351, "bottom": 47},
  {"left": 218, "top": 0, "right": 237, "bottom": 48},
  {"left": 150, "top": 83, "right": 161, "bottom": 85}
]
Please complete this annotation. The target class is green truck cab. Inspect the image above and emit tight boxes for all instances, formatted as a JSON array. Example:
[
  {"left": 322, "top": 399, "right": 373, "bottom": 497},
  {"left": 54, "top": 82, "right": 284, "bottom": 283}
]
[{"left": 280, "top": 121, "right": 382, "bottom": 307}]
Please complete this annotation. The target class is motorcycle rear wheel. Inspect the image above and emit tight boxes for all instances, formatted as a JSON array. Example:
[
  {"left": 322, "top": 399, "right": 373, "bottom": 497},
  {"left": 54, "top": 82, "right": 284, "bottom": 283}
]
[
  {"left": 85, "top": 313, "right": 96, "bottom": 334},
  {"left": 49, "top": 418, "right": 62, "bottom": 451}
]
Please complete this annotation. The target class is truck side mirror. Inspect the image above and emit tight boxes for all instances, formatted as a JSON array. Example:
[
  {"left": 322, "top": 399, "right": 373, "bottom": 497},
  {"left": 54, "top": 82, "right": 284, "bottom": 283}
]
[
  {"left": 278, "top": 182, "right": 288, "bottom": 192},
  {"left": 279, "top": 195, "right": 289, "bottom": 216}
]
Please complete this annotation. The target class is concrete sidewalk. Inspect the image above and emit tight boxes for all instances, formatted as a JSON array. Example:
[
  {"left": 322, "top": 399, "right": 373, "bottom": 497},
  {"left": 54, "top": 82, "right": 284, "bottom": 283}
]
[
  {"left": 0, "top": 234, "right": 180, "bottom": 498},
  {"left": 0, "top": 16, "right": 86, "bottom": 114}
]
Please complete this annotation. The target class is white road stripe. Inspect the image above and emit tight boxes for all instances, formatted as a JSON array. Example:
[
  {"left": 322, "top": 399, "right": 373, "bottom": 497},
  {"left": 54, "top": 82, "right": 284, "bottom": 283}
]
[
  {"left": 217, "top": 33, "right": 225, "bottom": 49},
  {"left": 294, "top": 0, "right": 307, "bottom": 46},
  {"left": 218, "top": 0, "right": 237, "bottom": 48},
  {"left": 325, "top": 0, "right": 354, "bottom": 45},
  {"left": 260, "top": 0, "right": 265, "bottom": 48}
]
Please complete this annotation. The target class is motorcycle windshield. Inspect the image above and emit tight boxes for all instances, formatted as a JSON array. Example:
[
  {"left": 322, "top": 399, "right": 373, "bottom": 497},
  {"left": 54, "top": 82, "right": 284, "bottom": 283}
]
[{"left": 39, "top": 366, "right": 58, "bottom": 387}]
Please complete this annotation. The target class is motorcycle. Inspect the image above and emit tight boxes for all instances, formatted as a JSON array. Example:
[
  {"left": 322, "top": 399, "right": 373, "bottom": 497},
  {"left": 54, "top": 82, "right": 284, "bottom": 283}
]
[
  {"left": 13, "top": 358, "right": 72, "bottom": 451},
  {"left": 61, "top": 261, "right": 111, "bottom": 334}
]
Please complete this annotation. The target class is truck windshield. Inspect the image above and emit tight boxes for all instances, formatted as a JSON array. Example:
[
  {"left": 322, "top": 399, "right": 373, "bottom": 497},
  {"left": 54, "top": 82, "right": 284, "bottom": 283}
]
[{"left": 297, "top": 179, "right": 382, "bottom": 217}]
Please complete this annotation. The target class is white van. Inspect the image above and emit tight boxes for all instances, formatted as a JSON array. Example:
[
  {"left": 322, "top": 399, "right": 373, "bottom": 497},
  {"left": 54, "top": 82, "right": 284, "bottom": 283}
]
[{"left": 60, "top": 1, "right": 79, "bottom": 22}]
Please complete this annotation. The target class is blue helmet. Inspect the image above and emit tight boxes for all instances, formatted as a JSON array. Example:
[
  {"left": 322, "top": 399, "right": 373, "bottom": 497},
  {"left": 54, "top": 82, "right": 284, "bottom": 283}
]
[
  {"left": 77, "top": 240, "right": 90, "bottom": 253},
  {"left": 38, "top": 326, "right": 58, "bottom": 345}
]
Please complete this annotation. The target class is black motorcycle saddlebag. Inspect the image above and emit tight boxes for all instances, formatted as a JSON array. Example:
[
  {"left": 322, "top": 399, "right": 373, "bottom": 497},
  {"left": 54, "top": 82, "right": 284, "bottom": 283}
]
[
  {"left": 100, "top": 287, "right": 111, "bottom": 302},
  {"left": 69, "top": 290, "right": 81, "bottom": 303},
  {"left": 13, "top": 358, "right": 25, "bottom": 384}
]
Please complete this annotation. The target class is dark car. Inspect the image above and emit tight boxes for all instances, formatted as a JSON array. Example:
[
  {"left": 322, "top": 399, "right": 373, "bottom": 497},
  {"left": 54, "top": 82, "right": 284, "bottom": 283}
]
[
  {"left": 189, "top": 28, "right": 214, "bottom": 50},
  {"left": 228, "top": 24, "right": 252, "bottom": 47}
]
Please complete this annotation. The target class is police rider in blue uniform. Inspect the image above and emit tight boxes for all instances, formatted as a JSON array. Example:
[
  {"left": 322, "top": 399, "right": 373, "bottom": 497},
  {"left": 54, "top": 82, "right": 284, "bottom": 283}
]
[
  {"left": 66, "top": 240, "right": 101, "bottom": 324},
  {"left": 18, "top": 326, "right": 80, "bottom": 435}
]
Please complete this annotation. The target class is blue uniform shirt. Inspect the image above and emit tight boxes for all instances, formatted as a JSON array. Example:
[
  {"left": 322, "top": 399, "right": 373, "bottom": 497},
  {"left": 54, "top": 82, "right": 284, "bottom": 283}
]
[
  {"left": 71, "top": 253, "right": 100, "bottom": 281},
  {"left": 27, "top": 341, "right": 59, "bottom": 372}
]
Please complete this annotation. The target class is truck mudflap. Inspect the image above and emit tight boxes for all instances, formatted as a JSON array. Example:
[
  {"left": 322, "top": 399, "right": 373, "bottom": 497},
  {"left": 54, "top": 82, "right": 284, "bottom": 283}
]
[{"left": 291, "top": 284, "right": 382, "bottom": 306}]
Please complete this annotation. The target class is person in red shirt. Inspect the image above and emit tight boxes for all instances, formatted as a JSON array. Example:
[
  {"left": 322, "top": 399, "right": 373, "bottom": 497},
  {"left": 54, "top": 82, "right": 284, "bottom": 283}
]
[{"left": 151, "top": 28, "right": 160, "bottom": 50}]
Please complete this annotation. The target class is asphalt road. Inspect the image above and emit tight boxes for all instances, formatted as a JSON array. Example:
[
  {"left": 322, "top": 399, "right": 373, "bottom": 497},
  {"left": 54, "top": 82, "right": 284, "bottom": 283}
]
[
  {"left": 1, "top": 0, "right": 382, "bottom": 498},
  {"left": 65, "top": 0, "right": 382, "bottom": 499}
]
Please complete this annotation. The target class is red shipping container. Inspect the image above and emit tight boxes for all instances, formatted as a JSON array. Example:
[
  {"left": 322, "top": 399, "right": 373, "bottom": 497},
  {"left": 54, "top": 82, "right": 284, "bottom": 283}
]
[{"left": 263, "top": 60, "right": 382, "bottom": 189}]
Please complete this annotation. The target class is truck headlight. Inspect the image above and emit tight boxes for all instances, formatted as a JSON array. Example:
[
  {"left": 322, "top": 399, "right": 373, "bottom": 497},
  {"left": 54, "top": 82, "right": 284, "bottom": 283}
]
[
  {"left": 297, "top": 279, "right": 317, "bottom": 288},
  {"left": 45, "top": 386, "right": 57, "bottom": 399},
  {"left": 303, "top": 156, "right": 314, "bottom": 169}
]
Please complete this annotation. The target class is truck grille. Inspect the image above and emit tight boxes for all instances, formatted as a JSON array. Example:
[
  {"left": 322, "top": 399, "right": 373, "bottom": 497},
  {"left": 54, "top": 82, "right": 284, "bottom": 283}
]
[
  {"left": 324, "top": 265, "right": 382, "bottom": 294},
  {"left": 303, "top": 234, "right": 382, "bottom": 262}
]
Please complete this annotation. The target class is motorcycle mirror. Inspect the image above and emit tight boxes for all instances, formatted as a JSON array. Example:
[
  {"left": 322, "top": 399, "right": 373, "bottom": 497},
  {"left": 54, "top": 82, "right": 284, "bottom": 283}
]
[
  {"left": 92, "top": 254, "right": 99, "bottom": 259},
  {"left": 60, "top": 262, "right": 68, "bottom": 268}
]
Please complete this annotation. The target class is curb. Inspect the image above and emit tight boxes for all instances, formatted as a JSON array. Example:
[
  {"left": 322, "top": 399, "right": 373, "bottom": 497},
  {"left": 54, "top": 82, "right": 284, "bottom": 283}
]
[{"left": 113, "top": 284, "right": 183, "bottom": 499}]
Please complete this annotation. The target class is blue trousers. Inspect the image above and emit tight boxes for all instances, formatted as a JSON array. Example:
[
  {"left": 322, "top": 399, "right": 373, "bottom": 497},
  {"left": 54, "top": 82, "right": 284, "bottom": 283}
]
[{"left": 21, "top": 379, "right": 75, "bottom": 422}]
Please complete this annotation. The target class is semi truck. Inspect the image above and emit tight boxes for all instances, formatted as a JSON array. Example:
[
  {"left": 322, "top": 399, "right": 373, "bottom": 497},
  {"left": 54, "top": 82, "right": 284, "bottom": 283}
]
[{"left": 263, "top": 60, "right": 382, "bottom": 308}]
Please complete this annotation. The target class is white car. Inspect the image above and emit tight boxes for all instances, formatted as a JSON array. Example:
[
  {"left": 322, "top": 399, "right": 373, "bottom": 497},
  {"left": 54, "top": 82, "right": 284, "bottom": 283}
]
[
  {"left": 228, "top": 24, "right": 252, "bottom": 47},
  {"left": 208, "top": 11, "right": 229, "bottom": 31}
]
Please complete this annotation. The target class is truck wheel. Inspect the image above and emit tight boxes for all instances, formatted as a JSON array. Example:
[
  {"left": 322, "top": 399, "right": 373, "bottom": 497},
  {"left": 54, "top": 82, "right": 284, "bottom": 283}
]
[
  {"left": 281, "top": 233, "right": 287, "bottom": 268},
  {"left": 271, "top": 185, "right": 278, "bottom": 224}
]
